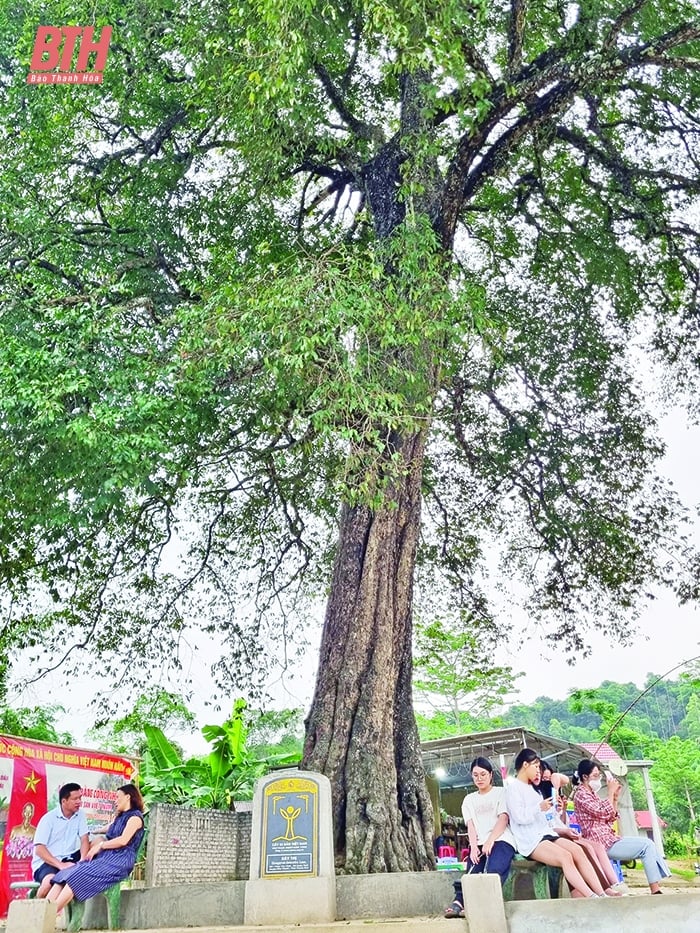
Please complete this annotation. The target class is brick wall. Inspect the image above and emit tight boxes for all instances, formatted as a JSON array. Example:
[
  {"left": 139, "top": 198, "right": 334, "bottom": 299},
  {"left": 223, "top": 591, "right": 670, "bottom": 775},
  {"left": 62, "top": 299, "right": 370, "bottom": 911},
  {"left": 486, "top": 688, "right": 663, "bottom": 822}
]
[{"left": 145, "top": 803, "right": 252, "bottom": 886}]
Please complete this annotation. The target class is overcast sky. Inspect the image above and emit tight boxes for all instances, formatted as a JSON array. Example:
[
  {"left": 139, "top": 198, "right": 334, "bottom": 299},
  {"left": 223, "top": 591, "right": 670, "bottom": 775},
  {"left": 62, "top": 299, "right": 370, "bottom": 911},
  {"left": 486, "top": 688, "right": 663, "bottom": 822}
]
[{"left": 504, "top": 407, "right": 699, "bottom": 705}]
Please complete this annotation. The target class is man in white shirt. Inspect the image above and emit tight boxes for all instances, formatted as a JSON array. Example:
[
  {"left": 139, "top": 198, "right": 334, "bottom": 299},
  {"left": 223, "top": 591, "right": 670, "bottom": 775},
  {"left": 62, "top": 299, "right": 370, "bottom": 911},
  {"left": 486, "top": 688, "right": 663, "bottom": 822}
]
[{"left": 31, "top": 783, "right": 90, "bottom": 898}]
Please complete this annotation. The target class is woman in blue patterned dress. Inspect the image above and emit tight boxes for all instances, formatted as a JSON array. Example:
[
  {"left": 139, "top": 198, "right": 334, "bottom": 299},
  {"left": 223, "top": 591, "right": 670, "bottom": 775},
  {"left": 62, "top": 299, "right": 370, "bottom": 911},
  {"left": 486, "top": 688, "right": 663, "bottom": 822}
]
[{"left": 46, "top": 784, "right": 145, "bottom": 913}]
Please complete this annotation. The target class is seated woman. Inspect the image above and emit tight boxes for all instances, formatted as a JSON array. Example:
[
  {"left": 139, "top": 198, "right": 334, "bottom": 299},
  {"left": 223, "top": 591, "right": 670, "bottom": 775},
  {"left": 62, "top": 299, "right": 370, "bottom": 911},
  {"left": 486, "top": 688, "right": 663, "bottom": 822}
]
[
  {"left": 538, "top": 761, "right": 569, "bottom": 797},
  {"left": 444, "top": 756, "right": 516, "bottom": 918},
  {"left": 504, "top": 749, "right": 608, "bottom": 898},
  {"left": 535, "top": 761, "right": 623, "bottom": 895},
  {"left": 573, "top": 759, "right": 670, "bottom": 894},
  {"left": 46, "top": 784, "right": 145, "bottom": 913}
]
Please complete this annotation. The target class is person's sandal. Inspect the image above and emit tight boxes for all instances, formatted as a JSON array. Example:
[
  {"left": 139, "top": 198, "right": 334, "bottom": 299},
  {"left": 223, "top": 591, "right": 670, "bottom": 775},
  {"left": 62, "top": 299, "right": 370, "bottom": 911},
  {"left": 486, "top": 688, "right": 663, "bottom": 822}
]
[{"left": 444, "top": 901, "right": 464, "bottom": 918}]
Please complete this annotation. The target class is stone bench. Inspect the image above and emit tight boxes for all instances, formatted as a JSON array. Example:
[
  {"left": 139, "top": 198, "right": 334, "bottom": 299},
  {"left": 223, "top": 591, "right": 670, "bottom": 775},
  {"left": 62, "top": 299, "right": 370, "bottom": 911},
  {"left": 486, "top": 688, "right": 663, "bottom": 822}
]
[
  {"left": 65, "top": 882, "right": 123, "bottom": 932},
  {"left": 8, "top": 877, "right": 122, "bottom": 931},
  {"left": 501, "top": 855, "right": 567, "bottom": 901}
]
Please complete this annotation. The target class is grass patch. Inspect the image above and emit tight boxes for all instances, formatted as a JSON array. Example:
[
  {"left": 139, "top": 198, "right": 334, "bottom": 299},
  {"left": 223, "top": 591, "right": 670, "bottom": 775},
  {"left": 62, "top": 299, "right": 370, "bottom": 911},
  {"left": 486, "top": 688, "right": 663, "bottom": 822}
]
[{"left": 671, "top": 866, "right": 697, "bottom": 881}]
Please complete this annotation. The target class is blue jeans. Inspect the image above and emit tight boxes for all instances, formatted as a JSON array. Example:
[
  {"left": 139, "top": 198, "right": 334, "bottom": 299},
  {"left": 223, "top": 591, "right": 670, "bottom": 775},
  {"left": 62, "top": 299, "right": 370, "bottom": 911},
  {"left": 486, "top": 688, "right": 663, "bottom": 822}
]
[
  {"left": 452, "top": 842, "right": 515, "bottom": 904},
  {"left": 606, "top": 837, "right": 671, "bottom": 886}
]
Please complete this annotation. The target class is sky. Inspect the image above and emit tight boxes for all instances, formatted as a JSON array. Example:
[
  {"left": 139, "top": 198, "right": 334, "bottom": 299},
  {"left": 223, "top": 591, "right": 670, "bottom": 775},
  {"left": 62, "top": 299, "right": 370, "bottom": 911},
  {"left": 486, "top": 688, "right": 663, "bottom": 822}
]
[{"left": 496, "top": 405, "right": 699, "bottom": 705}]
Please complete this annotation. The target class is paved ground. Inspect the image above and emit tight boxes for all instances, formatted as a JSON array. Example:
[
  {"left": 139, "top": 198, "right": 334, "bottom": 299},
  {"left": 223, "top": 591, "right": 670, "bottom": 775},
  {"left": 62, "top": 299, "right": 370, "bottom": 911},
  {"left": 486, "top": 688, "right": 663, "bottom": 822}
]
[{"left": 624, "top": 865, "right": 700, "bottom": 893}]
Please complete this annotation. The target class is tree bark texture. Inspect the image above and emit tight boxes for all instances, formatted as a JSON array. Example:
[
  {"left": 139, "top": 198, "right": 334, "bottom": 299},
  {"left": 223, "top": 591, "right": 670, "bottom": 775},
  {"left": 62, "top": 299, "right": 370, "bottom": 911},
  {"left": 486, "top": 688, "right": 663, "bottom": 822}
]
[
  {"left": 302, "top": 429, "right": 435, "bottom": 872},
  {"left": 302, "top": 77, "right": 443, "bottom": 871}
]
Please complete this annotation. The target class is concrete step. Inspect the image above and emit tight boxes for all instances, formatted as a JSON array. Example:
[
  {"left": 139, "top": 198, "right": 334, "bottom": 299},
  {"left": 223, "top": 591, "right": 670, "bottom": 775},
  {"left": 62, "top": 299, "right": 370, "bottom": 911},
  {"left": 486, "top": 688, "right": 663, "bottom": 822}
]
[
  {"left": 505, "top": 891, "right": 700, "bottom": 933},
  {"left": 64, "top": 892, "right": 700, "bottom": 933}
]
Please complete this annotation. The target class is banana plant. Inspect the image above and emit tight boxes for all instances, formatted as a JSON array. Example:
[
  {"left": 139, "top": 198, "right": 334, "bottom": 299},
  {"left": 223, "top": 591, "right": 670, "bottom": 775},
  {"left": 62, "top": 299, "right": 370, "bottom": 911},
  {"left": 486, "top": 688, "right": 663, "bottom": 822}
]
[{"left": 140, "top": 700, "right": 299, "bottom": 810}]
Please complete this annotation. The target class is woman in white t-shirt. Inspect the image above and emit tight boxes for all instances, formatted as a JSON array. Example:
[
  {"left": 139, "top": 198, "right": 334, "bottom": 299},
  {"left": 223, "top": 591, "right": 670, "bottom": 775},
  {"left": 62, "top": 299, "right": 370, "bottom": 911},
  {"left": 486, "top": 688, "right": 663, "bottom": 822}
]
[
  {"left": 444, "top": 756, "right": 516, "bottom": 918},
  {"left": 504, "top": 748, "right": 607, "bottom": 899}
]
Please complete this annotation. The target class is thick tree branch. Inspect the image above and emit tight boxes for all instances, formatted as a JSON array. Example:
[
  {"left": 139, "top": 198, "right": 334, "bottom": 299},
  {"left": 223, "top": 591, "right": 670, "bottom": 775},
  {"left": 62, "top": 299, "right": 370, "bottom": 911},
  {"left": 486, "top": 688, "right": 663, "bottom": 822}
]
[
  {"left": 507, "top": 0, "right": 526, "bottom": 75},
  {"left": 602, "top": 0, "right": 650, "bottom": 51},
  {"left": 555, "top": 124, "right": 700, "bottom": 194},
  {"left": 314, "top": 62, "right": 384, "bottom": 144}
]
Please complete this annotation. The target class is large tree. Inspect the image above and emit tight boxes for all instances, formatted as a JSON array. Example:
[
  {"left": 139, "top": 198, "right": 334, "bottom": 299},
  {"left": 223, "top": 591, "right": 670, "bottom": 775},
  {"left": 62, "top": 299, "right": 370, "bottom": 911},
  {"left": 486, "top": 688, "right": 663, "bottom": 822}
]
[{"left": 1, "top": 0, "right": 699, "bottom": 872}]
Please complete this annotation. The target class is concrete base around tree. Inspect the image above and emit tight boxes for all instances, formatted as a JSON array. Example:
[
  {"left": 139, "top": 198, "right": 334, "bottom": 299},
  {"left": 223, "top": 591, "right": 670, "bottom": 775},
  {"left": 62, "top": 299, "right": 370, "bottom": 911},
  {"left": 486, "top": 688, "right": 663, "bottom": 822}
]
[
  {"left": 244, "top": 877, "right": 336, "bottom": 926},
  {"left": 121, "top": 882, "right": 247, "bottom": 929},
  {"left": 111, "top": 875, "right": 700, "bottom": 932},
  {"left": 504, "top": 893, "right": 700, "bottom": 933},
  {"left": 336, "top": 869, "right": 462, "bottom": 918}
]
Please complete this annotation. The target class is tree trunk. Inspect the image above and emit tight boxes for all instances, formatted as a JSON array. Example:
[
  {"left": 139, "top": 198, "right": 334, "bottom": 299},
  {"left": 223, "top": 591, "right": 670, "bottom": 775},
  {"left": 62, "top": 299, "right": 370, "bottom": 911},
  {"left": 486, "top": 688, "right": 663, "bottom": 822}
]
[{"left": 302, "top": 428, "right": 435, "bottom": 872}]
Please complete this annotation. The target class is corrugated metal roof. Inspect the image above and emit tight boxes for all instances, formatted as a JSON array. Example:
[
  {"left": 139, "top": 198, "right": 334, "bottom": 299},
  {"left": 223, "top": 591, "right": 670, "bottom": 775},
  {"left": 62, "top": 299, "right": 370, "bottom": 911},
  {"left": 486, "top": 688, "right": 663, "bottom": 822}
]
[{"left": 421, "top": 727, "right": 602, "bottom": 789}]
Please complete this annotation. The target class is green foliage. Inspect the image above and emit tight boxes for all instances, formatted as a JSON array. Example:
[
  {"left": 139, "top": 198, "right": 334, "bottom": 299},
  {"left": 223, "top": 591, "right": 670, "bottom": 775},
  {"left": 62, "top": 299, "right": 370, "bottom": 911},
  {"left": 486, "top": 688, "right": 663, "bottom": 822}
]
[
  {"left": 413, "top": 609, "right": 520, "bottom": 727},
  {"left": 247, "top": 708, "right": 304, "bottom": 761},
  {"left": 0, "top": 0, "right": 699, "bottom": 806},
  {"left": 664, "top": 830, "right": 694, "bottom": 859},
  {"left": 87, "top": 688, "right": 197, "bottom": 756},
  {"left": 568, "top": 691, "right": 653, "bottom": 759},
  {"left": 647, "top": 736, "right": 700, "bottom": 835},
  {"left": 0, "top": 705, "right": 73, "bottom": 746},
  {"left": 140, "top": 700, "right": 299, "bottom": 810},
  {"left": 416, "top": 710, "right": 494, "bottom": 741}
]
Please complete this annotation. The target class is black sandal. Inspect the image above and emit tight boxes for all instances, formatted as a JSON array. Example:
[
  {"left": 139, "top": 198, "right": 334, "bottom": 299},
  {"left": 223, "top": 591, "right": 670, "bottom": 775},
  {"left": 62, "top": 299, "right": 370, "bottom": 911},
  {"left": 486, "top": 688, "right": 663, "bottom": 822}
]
[{"left": 444, "top": 901, "right": 464, "bottom": 918}]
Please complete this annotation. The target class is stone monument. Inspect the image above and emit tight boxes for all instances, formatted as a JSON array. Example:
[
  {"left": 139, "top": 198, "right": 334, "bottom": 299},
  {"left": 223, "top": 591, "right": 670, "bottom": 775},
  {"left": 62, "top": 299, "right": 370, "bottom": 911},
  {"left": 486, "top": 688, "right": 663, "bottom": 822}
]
[{"left": 244, "top": 769, "right": 336, "bottom": 924}]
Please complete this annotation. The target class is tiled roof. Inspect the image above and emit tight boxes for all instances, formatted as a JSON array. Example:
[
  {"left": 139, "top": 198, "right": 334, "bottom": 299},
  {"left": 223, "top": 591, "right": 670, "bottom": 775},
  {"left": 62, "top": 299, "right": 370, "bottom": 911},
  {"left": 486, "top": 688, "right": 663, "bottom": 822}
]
[
  {"left": 635, "top": 810, "right": 667, "bottom": 829},
  {"left": 578, "top": 742, "right": 621, "bottom": 761}
]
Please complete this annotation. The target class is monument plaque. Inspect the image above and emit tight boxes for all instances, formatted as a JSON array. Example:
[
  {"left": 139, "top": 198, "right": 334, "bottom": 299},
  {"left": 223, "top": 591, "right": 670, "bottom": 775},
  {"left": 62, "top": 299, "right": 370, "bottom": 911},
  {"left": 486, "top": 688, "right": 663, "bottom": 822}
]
[
  {"left": 245, "top": 769, "right": 336, "bottom": 925},
  {"left": 261, "top": 775, "right": 319, "bottom": 878}
]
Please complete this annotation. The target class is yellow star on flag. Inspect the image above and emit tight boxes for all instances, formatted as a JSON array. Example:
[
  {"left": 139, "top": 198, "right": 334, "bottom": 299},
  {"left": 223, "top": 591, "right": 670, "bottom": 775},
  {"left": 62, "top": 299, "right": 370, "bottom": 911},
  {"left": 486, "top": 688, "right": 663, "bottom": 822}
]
[{"left": 24, "top": 770, "right": 41, "bottom": 792}]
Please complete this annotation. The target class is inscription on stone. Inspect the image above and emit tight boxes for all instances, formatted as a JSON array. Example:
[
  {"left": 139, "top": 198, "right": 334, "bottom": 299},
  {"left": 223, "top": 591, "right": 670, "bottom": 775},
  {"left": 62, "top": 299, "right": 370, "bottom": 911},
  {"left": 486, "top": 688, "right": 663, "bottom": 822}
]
[{"left": 260, "top": 776, "right": 319, "bottom": 878}]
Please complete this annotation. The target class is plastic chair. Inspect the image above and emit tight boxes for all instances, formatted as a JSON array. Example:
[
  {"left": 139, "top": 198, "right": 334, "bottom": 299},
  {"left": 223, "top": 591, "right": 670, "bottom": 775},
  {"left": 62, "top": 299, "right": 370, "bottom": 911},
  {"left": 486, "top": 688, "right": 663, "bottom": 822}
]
[
  {"left": 438, "top": 845, "right": 456, "bottom": 859},
  {"left": 9, "top": 881, "right": 39, "bottom": 900}
]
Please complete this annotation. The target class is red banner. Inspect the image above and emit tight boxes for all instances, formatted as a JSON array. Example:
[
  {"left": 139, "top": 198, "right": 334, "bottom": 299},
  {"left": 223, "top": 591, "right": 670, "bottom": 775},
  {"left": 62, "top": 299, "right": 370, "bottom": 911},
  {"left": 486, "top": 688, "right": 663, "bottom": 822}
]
[{"left": 0, "top": 735, "right": 135, "bottom": 917}]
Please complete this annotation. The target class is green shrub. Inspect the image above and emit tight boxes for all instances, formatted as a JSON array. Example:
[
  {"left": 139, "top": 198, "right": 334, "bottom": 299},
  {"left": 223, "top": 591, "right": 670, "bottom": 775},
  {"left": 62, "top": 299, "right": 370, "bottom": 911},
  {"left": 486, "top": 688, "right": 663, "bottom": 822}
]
[{"left": 664, "top": 829, "right": 690, "bottom": 858}]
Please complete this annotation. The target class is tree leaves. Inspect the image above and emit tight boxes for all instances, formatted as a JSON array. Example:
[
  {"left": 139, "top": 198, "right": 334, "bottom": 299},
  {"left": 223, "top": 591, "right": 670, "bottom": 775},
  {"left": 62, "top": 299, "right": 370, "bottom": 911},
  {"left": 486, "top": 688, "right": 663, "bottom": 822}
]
[{"left": 0, "top": 0, "right": 699, "bottom": 704}]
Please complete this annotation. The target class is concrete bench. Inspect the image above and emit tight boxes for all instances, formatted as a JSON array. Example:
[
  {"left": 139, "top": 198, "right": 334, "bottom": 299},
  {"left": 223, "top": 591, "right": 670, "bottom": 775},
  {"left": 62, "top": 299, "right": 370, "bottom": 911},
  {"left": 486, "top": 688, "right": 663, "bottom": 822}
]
[
  {"left": 8, "top": 877, "right": 121, "bottom": 930},
  {"left": 501, "top": 855, "right": 567, "bottom": 900},
  {"left": 65, "top": 882, "right": 122, "bottom": 932}
]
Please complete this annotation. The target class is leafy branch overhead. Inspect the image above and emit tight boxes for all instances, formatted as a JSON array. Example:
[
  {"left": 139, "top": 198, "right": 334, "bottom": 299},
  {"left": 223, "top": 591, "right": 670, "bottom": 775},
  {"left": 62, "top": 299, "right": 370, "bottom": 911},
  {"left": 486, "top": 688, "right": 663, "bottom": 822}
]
[
  {"left": 1, "top": 0, "right": 700, "bottom": 871},
  {"left": 0, "top": 0, "right": 697, "bottom": 693}
]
